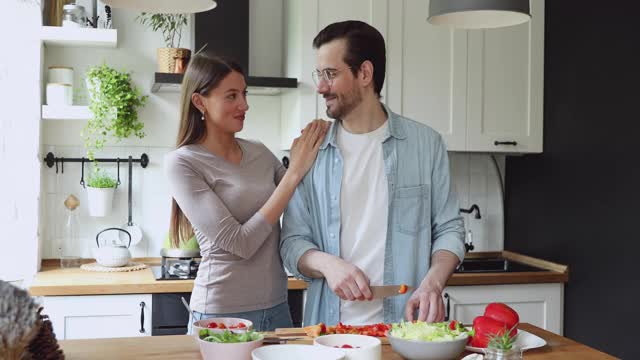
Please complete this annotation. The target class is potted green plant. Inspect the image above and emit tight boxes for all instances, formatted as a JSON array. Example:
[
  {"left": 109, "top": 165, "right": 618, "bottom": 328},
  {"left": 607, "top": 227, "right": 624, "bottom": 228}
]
[
  {"left": 136, "top": 13, "right": 190, "bottom": 73},
  {"left": 86, "top": 167, "right": 118, "bottom": 217},
  {"left": 484, "top": 331, "right": 522, "bottom": 360},
  {"left": 83, "top": 64, "right": 147, "bottom": 160}
]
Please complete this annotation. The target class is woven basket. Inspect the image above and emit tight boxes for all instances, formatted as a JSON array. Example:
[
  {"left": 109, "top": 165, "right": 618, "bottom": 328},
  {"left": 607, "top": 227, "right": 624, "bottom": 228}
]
[{"left": 157, "top": 48, "right": 191, "bottom": 73}]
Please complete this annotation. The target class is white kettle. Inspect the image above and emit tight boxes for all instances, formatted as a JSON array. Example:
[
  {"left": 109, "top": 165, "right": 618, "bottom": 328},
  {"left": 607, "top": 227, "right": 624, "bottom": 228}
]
[{"left": 93, "top": 227, "right": 132, "bottom": 267}]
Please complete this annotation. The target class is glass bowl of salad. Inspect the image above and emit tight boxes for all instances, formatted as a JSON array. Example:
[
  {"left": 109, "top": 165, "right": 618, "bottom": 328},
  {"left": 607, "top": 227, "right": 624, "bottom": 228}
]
[
  {"left": 198, "top": 328, "right": 263, "bottom": 360},
  {"left": 314, "top": 334, "right": 381, "bottom": 360},
  {"left": 386, "top": 321, "right": 468, "bottom": 360}
]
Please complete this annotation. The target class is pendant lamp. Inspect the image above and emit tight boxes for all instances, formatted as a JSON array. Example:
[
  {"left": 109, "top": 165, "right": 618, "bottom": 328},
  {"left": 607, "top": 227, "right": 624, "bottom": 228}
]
[
  {"left": 428, "top": 0, "right": 531, "bottom": 29},
  {"left": 102, "top": 0, "right": 217, "bottom": 13}
]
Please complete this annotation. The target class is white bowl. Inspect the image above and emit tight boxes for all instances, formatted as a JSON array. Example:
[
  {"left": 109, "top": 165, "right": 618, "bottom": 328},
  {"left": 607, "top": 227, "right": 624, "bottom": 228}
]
[
  {"left": 252, "top": 344, "right": 345, "bottom": 360},
  {"left": 193, "top": 317, "right": 253, "bottom": 338},
  {"left": 314, "top": 334, "right": 381, "bottom": 360},
  {"left": 198, "top": 333, "right": 263, "bottom": 360},
  {"left": 386, "top": 330, "right": 468, "bottom": 360}
]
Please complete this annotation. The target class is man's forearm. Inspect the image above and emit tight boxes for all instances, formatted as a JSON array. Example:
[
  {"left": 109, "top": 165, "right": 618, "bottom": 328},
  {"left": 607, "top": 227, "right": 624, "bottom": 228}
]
[
  {"left": 420, "top": 250, "right": 460, "bottom": 291},
  {"left": 297, "top": 249, "right": 332, "bottom": 279}
]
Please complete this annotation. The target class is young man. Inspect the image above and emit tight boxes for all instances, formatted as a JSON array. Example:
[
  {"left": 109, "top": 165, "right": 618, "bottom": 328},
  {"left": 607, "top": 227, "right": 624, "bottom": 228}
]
[{"left": 280, "top": 21, "right": 465, "bottom": 326}]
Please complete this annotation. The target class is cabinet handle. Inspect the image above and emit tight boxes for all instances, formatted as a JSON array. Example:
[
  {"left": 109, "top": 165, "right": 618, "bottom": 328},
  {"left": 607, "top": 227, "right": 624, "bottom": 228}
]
[
  {"left": 444, "top": 293, "right": 450, "bottom": 321},
  {"left": 494, "top": 141, "right": 518, "bottom": 146},
  {"left": 139, "top": 301, "right": 146, "bottom": 333}
]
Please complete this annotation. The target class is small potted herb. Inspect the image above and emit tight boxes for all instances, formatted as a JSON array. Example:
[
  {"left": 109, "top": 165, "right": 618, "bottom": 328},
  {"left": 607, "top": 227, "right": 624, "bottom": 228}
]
[
  {"left": 484, "top": 329, "right": 522, "bottom": 360},
  {"left": 83, "top": 64, "right": 147, "bottom": 161},
  {"left": 136, "top": 13, "right": 190, "bottom": 73},
  {"left": 86, "top": 167, "right": 117, "bottom": 217}
]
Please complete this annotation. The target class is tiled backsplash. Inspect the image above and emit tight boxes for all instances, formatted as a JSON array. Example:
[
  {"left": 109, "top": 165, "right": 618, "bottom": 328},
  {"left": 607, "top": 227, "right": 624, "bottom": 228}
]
[
  {"left": 41, "top": 145, "right": 173, "bottom": 259},
  {"left": 40, "top": 146, "right": 505, "bottom": 259},
  {"left": 450, "top": 153, "right": 505, "bottom": 252}
]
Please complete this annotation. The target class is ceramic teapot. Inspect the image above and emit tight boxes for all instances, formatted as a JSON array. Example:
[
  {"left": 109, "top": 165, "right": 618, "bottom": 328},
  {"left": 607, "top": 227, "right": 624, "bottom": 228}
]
[{"left": 94, "top": 227, "right": 132, "bottom": 267}]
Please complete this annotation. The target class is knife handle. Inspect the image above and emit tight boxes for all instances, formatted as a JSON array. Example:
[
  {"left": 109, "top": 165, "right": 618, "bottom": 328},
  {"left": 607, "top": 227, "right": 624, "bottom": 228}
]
[{"left": 444, "top": 293, "right": 450, "bottom": 321}]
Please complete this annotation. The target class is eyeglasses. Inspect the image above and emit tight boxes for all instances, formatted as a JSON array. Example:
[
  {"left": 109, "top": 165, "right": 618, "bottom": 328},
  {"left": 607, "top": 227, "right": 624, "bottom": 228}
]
[{"left": 311, "top": 67, "right": 352, "bottom": 87}]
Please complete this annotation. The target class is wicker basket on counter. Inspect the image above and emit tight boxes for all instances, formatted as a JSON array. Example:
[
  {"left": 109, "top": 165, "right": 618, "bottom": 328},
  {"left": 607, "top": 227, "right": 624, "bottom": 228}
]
[{"left": 157, "top": 48, "right": 191, "bottom": 73}]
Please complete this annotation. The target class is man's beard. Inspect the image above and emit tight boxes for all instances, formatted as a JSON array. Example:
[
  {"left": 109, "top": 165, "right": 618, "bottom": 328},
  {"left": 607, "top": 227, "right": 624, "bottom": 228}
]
[{"left": 324, "top": 86, "right": 363, "bottom": 119}]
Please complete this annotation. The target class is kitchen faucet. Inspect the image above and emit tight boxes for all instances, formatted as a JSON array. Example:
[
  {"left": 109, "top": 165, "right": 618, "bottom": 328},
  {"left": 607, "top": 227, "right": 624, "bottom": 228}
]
[
  {"left": 460, "top": 204, "right": 481, "bottom": 219},
  {"left": 460, "top": 204, "right": 480, "bottom": 252}
]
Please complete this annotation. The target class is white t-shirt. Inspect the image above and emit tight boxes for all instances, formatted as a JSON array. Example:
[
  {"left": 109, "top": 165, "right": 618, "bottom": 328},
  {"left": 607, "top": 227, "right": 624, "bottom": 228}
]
[{"left": 336, "top": 120, "right": 389, "bottom": 325}]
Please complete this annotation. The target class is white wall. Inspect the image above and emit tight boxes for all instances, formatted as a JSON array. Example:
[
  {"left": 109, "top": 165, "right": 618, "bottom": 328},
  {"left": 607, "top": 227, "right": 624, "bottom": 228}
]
[
  {"left": 0, "top": 0, "right": 42, "bottom": 282},
  {"left": 38, "top": 8, "right": 505, "bottom": 260}
]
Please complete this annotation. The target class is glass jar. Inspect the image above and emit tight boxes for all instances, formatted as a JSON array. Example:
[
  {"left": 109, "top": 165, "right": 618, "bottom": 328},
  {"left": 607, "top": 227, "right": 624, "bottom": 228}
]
[
  {"left": 484, "top": 347, "right": 523, "bottom": 360},
  {"left": 62, "top": 4, "right": 87, "bottom": 28},
  {"left": 60, "top": 196, "right": 82, "bottom": 268}
]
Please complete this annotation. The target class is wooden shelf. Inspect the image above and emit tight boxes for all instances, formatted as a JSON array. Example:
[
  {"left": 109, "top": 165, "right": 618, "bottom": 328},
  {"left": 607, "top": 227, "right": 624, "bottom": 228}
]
[
  {"left": 151, "top": 72, "right": 298, "bottom": 95},
  {"left": 41, "top": 26, "right": 117, "bottom": 48},
  {"left": 42, "top": 105, "right": 90, "bottom": 120}
]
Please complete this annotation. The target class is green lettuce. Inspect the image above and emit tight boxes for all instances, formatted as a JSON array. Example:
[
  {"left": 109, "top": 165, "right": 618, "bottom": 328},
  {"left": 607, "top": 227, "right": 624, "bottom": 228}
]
[{"left": 390, "top": 321, "right": 468, "bottom": 342}]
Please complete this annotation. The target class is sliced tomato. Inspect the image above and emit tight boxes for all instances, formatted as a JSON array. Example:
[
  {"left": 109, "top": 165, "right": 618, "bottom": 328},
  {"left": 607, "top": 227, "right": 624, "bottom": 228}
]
[{"left": 207, "top": 322, "right": 218, "bottom": 329}]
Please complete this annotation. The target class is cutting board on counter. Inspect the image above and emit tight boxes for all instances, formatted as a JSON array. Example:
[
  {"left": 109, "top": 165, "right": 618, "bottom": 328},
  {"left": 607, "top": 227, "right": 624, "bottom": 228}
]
[{"left": 274, "top": 328, "right": 390, "bottom": 345}]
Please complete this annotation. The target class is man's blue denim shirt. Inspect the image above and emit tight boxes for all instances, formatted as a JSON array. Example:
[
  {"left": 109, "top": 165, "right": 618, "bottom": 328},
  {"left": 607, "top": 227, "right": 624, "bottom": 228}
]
[{"left": 280, "top": 104, "right": 465, "bottom": 326}]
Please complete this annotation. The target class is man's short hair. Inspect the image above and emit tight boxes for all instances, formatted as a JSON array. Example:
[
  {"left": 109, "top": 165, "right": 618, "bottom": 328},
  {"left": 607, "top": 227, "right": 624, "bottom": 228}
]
[{"left": 313, "top": 20, "right": 386, "bottom": 98}]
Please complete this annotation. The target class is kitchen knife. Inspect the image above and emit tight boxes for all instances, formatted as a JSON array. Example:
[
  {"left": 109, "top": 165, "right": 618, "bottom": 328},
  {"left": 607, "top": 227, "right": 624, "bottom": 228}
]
[{"left": 370, "top": 285, "right": 414, "bottom": 299}]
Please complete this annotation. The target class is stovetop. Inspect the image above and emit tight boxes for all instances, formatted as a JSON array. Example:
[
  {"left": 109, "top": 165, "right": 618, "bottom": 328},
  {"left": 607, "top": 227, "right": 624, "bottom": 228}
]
[{"left": 152, "top": 258, "right": 200, "bottom": 280}]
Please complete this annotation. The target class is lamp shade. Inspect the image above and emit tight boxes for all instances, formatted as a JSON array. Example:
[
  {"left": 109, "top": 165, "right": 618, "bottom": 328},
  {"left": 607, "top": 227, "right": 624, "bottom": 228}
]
[
  {"left": 102, "top": 0, "right": 217, "bottom": 13},
  {"left": 428, "top": 0, "right": 530, "bottom": 29}
]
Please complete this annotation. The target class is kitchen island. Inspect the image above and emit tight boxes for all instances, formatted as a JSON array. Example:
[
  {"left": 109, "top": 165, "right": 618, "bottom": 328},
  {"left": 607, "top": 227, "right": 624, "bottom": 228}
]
[{"left": 59, "top": 323, "right": 615, "bottom": 359}]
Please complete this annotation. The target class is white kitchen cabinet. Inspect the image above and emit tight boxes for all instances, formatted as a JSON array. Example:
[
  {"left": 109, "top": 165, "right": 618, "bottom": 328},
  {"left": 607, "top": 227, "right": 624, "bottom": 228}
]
[
  {"left": 444, "top": 283, "right": 563, "bottom": 335},
  {"left": 41, "top": 294, "right": 152, "bottom": 340},
  {"left": 466, "top": 0, "right": 545, "bottom": 153},
  {"left": 386, "top": 0, "right": 468, "bottom": 150}
]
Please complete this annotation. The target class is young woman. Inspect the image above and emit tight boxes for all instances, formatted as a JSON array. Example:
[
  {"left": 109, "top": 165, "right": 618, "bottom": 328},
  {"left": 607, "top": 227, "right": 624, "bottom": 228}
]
[{"left": 165, "top": 53, "right": 328, "bottom": 331}]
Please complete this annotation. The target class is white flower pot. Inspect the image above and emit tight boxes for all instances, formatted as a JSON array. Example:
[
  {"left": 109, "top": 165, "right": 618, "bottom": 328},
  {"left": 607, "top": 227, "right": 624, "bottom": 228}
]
[{"left": 87, "top": 186, "right": 115, "bottom": 217}]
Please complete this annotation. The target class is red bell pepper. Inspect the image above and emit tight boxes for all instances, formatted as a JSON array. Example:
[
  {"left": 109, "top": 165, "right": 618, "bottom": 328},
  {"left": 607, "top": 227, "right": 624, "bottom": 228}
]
[
  {"left": 470, "top": 316, "right": 516, "bottom": 348},
  {"left": 484, "top": 303, "right": 520, "bottom": 330}
]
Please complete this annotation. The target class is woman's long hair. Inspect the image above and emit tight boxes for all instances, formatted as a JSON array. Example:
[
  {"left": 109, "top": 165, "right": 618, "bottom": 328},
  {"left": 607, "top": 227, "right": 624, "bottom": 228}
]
[{"left": 169, "top": 52, "right": 245, "bottom": 248}]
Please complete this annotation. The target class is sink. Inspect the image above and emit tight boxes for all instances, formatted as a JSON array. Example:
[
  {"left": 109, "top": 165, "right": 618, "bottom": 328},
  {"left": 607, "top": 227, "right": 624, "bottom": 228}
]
[{"left": 455, "top": 258, "right": 543, "bottom": 273}]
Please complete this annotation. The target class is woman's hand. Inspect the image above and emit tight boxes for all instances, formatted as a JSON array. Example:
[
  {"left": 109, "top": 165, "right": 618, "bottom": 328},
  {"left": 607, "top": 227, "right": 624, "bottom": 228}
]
[{"left": 288, "top": 119, "right": 331, "bottom": 178}]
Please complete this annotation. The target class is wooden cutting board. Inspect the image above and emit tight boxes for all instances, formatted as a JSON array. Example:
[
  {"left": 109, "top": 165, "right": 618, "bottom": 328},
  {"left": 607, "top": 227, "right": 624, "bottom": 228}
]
[{"left": 275, "top": 328, "right": 390, "bottom": 345}]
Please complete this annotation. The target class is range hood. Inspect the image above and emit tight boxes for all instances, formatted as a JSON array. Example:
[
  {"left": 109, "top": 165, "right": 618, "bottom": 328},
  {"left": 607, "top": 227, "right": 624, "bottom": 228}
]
[{"left": 151, "top": 0, "right": 297, "bottom": 95}]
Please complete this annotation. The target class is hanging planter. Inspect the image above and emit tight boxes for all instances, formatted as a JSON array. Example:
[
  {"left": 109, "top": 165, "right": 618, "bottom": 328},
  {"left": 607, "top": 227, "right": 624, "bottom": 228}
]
[{"left": 86, "top": 167, "right": 117, "bottom": 217}]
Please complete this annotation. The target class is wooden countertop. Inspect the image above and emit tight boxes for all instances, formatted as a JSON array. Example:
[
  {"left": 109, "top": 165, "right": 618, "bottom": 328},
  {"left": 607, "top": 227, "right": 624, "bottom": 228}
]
[
  {"left": 447, "top": 251, "right": 569, "bottom": 286},
  {"left": 59, "top": 323, "right": 615, "bottom": 359},
  {"left": 29, "top": 258, "right": 307, "bottom": 296},
  {"left": 29, "top": 251, "right": 567, "bottom": 296}
]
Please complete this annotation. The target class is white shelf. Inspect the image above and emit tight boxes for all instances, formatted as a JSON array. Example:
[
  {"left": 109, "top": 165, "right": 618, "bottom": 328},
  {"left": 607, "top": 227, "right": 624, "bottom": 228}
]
[
  {"left": 41, "top": 26, "right": 117, "bottom": 48},
  {"left": 42, "top": 105, "right": 91, "bottom": 120}
]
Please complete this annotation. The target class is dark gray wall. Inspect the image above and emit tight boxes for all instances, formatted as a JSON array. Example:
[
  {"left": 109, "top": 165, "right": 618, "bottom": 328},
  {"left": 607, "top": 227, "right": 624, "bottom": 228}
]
[{"left": 505, "top": 1, "right": 640, "bottom": 359}]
